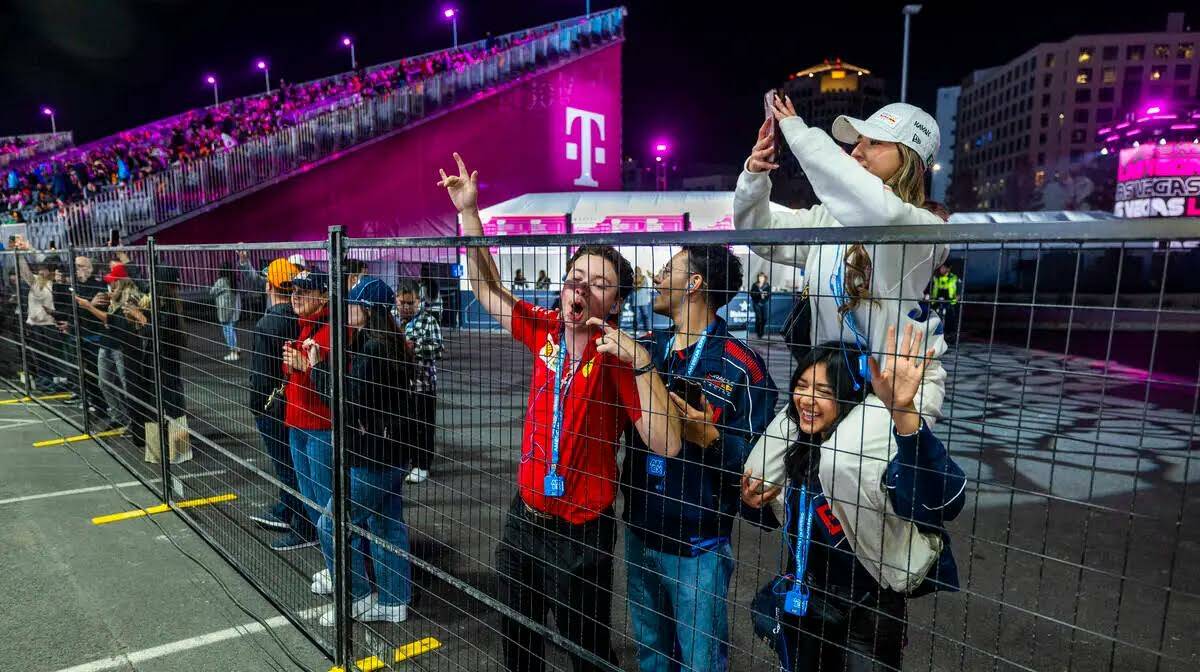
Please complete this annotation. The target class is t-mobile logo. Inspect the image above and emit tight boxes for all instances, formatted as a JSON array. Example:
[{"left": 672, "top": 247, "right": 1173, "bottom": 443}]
[{"left": 565, "top": 107, "right": 606, "bottom": 188}]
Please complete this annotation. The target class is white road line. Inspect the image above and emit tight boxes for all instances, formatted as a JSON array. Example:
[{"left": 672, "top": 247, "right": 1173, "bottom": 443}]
[
  {"left": 0, "top": 469, "right": 228, "bottom": 506},
  {"left": 49, "top": 607, "right": 324, "bottom": 672}
]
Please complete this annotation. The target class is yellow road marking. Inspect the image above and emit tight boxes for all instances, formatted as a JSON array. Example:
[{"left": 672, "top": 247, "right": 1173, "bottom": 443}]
[
  {"left": 91, "top": 493, "right": 237, "bottom": 526},
  {"left": 33, "top": 429, "right": 125, "bottom": 448},
  {"left": 339, "top": 637, "right": 442, "bottom": 671},
  {"left": 0, "top": 393, "right": 74, "bottom": 405}
]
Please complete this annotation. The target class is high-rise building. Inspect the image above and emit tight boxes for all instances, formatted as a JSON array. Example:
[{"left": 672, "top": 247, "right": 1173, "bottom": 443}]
[
  {"left": 932, "top": 85, "right": 961, "bottom": 203},
  {"left": 949, "top": 12, "right": 1196, "bottom": 211},
  {"left": 773, "top": 59, "right": 887, "bottom": 207}
]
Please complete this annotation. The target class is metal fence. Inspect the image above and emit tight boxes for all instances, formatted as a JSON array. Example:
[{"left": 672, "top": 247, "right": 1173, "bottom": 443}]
[
  {"left": 1, "top": 219, "right": 1198, "bottom": 671},
  {"left": 10, "top": 8, "right": 625, "bottom": 251}
]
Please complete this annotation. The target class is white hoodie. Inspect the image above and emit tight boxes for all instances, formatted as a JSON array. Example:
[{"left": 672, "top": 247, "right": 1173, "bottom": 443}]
[{"left": 736, "top": 115, "right": 950, "bottom": 593}]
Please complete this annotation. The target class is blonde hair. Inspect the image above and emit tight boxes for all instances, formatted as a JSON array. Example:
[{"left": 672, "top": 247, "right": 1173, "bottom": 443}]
[
  {"left": 108, "top": 278, "right": 143, "bottom": 314},
  {"left": 840, "top": 144, "right": 931, "bottom": 318}
]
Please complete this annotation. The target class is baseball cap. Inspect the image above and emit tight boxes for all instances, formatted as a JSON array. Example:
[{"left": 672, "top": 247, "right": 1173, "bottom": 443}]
[
  {"left": 262, "top": 258, "right": 301, "bottom": 290},
  {"left": 287, "top": 253, "right": 307, "bottom": 269},
  {"left": 831, "top": 103, "right": 940, "bottom": 168},
  {"left": 103, "top": 263, "right": 130, "bottom": 285},
  {"left": 347, "top": 276, "right": 396, "bottom": 309},
  {"left": 291, "top": 270, "right": 329, "bottom": 292}
]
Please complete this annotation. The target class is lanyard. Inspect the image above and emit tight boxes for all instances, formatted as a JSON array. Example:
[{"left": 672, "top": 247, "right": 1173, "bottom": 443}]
[
  {"left": 548, "top": 328, "right": 573, "bottom": 476},
  {"left": 791, "top": 483, "right": 813, "bottom": 582},
  {"left": 828, "top": 245, "right": 872, "bottom": 388},
  {"left": 663, "top": 322, "right": 713, "bottom": 377}
]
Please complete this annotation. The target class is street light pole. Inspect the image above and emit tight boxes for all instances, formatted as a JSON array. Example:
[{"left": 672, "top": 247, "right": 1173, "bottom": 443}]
[
  {"left": 444, "top": 9, "right": 459, "bottom": 48},
  {"left": 42, "top": 107, "right": 56, "bottom": 134},
  {"left": 257, "top": 61, "right": 270, "bottom": 94},
  {"left": 901, "top": 4, "right": 922, "bottom": 103},
  {"left": 206, "top": 76, "right": 219, "bottom": 106},
  {"left": 342, "top": 38, "right": 357, "bottom": 70}
]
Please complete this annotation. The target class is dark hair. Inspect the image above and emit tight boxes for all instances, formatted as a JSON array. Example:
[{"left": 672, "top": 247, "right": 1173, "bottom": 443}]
[
  {"left": 344, "top": 258, "right": 369, "bottom": 275},
  {"left": 396, "top": 278, "right": 421, "bottom": 296},
  {"left": 682, "top": 244, "right": 743, "bottom": 309},
  {"left": 566, "top": 245, "right": 635, "bottom": 301},
  {"left": 783, "top": 342, "right": 869, "bottom": 483},
  {"left": 360, "top": 302, "right": 409, "bottom": 364},
  {"left": 218, "top": 262, "right": 237, "bottom": 289}
]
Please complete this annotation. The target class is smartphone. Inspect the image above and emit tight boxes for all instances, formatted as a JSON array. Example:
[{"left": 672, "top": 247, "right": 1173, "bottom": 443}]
[
  {"left": 764, "top": 89, "right": 781, "bottom": 162},
  {"left": 107, "top": 228, "right": 120, "bottom": 248},
  {"left": 670, "top": 377, "right": 706, "bottom": 411}
]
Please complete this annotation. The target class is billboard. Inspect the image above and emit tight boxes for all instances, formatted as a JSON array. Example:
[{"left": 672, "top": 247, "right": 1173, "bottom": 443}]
[{"left": 1115, "top": 141, "right": 1200, "bottom": 218}]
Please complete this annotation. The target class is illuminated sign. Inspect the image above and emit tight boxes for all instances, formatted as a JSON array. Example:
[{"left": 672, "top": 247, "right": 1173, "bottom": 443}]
[
  {"left": 572, "top": 215, "right": 686, "bottom": 234},
  {"left": 565, "top": 107, "right": 607, "bottom": 188},
  {"left": 1115, "top": 141, "right": 1200, "bottom": 217}
]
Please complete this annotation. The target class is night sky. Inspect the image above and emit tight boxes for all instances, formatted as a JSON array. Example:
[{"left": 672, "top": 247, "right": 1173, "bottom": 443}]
[{"left": 1, "top": 1, "right": 1192, "bottom": 169}]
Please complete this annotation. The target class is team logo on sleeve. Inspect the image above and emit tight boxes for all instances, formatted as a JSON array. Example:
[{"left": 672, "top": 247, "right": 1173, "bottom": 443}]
[{"left": 539, "top": 333, "right": 561, "bottom": 373}]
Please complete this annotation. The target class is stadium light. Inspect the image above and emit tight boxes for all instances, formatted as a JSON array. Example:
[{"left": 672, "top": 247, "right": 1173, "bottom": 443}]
[
  {"left": 256, "top": 60, "right": 271, "bottom": 95},
  {"left": 41, "top": 106, "right": 56, "bottom": 134},
  {"left": 205, "top": 75, "right": 219, "bottom": 106},
  {"left": 443, "top": 8, "right": 459, "bottom": 48},
  {"left": 342, "top": 36, "right": 357, "bottom": 69}
]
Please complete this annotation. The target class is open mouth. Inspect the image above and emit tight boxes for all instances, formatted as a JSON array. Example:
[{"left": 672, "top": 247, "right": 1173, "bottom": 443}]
[
  {"left": 799, "top": 409, "right": 820, "bottom": 426},
  {"left": 566, "top": 299, "right": 586, "bottom": 323}
]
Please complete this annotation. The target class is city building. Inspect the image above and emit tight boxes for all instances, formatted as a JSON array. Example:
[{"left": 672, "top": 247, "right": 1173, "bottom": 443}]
[
  {"left": 773, "top": 59, "right": 887, "bottom": 207},
  {"left": 932, "top": 85, "right": 961, "bottom": 202},
  {"left": 948, "top": 12, "right": 1196, "bottom": 211}
]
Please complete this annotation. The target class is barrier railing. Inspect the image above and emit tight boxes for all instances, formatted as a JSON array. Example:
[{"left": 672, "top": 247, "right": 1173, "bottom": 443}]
[
  {"left": 10, "top": 8, "right": 625, "bottom": 250},
  {"left": 2, "top": 218, "right": 1198, "bottom": 671}
]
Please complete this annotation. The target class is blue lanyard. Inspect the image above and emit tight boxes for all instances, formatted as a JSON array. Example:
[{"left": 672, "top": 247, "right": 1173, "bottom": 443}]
[
  {"left": 663, "top": 323, "right": 712, "bottom": 377},
  {"left": 548, "top": 329, "right": 571, "bottom": 476},
  {"left": 791, "top": 483, "right": 813, "bottom": 581}
]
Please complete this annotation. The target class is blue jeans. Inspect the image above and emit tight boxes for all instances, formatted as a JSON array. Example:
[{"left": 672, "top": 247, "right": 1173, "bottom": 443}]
[
  {"left": 317, "top": 466, "right": 412, "bottom": 606},
  {"left": 221, "top": 322, "right": 237, "bottom": 350},
  {"left": 625, "top": 530, "right": 735, "bottom": 672},
  {"left": 257, "top": 416, "right": 314, "bottom": 540},
  {"left": 288, "top": 428, "right": 333, "bottom": 524}
]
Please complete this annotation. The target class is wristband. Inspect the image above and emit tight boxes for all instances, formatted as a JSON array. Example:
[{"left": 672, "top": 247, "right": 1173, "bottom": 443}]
[{"left": 633, "top": 360, "right": 656, "bottom": 376}]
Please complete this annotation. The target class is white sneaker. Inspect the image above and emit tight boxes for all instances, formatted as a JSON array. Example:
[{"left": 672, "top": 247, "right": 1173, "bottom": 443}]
[
  {"left": 318, "top": 593, "right": 377, "bottom": 627},
  {"left": 311, "top": 568, "right": 333, "bottom": 595},
  {"left": 223, "top": 351, "right": 240, "bottom": 362},
  {"left": 406, "top": 468, "right": 429, "bottom": 484},
  {"left": 359, "top": 602, "right": 408, "bottom": 624}
]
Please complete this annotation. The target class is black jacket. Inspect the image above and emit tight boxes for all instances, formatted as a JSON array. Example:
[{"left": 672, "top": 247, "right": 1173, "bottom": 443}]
[{"left": 249, "top": 301, "right": 298, "bottom": 418}]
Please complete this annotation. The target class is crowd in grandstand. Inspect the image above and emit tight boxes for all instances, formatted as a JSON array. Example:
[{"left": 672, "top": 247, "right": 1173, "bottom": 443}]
[{"left": 1, "top": 25, "right": 560, "bottom": 224}]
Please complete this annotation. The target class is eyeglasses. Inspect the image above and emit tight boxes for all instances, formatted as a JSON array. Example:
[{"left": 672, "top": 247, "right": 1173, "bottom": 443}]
[{"left": 562, "top": 276, "right": 617, "bottom": 294}]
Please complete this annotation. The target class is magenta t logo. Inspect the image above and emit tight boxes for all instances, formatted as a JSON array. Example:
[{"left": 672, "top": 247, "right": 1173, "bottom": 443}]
[{"left": 565, "top": 107, "right": 606, "bottom": 188}]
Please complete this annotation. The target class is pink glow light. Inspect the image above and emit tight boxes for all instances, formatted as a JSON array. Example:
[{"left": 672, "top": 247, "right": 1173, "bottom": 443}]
[
  {"left": 41, "top": 107, "right": 52, "bottom": 116},
  {"left": 206, "top": 75, "right": 216, "bottom": 84},
  {"left": 256, "top": 60, "right": 267, "bottom": 70},
  {"left": 342, "top": 37, "right": 352, "bottom": 46},
  {"left": 1145, "top": 106, "right": 1161, "bottom": 115},
  {"left": 1170, "top": 123, "right": 1198, "bottom": 130},
  {"left": 443, "top": 8, "right": 456, "bottom": 18}
]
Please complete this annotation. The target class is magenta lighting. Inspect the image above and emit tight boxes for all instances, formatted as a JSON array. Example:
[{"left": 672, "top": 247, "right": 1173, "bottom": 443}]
[
  {"left": 256, "top": 60, "right": 266, "bottom": 70},
  {"left": 341, "top": 37, "right": 357, "bottom": 69},
  {"left": 257, "top": 60, "right": 271, "bottom": 94},
  {"left": 41, "top": 107, "right": 52, "bottom": 116},
  {"left": 342, "top": 37, "right": 352, "bottom": 46},
  {"left": 655, "top": 143, "right": 668, "bottom": 153},
  {"left": 41, "top": 106, "right": 56, "bottom": 133},
  {"left": 443, "top": 8, "right": 459, "bottom": 48},
  {"left": 205, "top": 75, "right": 219, "bottom": 106},
  {"left": 443, "top": 8, "right": 456, "bottom": 18},
  {"left": 1145, "top": 105, "right": 1162, "bottom": 115},
  {"left": 206, "top": 75, "right": 215, "bottom": 84}
]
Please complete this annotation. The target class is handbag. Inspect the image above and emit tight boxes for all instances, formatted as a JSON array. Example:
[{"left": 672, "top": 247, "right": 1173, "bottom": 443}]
[
  {"left": 144, "top": 415, "right": 193, "bottom": 464},
  {"left": 779, "top": 283, "right": 811, "bottom": 364}
]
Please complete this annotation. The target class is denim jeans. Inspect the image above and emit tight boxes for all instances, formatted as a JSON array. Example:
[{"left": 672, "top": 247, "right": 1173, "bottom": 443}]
[
  {"left": 97, "top": 347, "right": 127, "bottom": 425},
  {"left": 624, "top": 530, "right": 735, "bottom": 672},
  {"left": 257, "top": 415, "right": 314, "bottom": 540},
  {"left": 221, "top": 322, "right": 238, "bottom": 350},
  {"left": 288, "top": 428, "right": 333, "bottom": 524},
  {"left": 317, "top": 465, "right": 412, "bottom": 606}
]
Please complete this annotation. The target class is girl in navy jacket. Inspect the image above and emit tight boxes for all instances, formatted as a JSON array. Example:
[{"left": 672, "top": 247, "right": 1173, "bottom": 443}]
[{"left": 741, "top": 327, "right": 966, "bottom": 671}]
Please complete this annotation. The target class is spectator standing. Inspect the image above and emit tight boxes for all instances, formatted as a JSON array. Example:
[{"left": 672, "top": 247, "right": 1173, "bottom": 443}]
[
  {"left": 393, "top": 278, "right": 444, "bottom": 484},
  {"left": 750, "top": 272, "right": 772, "bottom": 339},
  {"left": 211, "top": 263, "right": 241, "bottom": 361}
]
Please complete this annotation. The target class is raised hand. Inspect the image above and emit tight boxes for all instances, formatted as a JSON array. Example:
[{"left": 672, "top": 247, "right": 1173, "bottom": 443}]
[
  {"left": 868, "top": 324, "right": 937, "bottom": 427},
  {"left": 770, "top": 94, "right": 798, "bottom": 122},
  {"left": 436, "top": 152, "right": 479, "bottom": 213},
  {"left": 747, "top": 118, "right": 780, "bottom": 174}
]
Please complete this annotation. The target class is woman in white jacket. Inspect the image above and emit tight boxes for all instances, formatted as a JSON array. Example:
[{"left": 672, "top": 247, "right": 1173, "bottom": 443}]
[{"left": 737, "top": 97, "right": 952, "bottom": 594}]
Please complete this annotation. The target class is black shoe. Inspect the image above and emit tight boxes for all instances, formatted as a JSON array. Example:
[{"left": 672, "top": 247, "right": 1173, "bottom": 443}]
[
  {"left": 271, "top": 531, "right": 318, "bottom": 552},
  {"left": 248, "top": 509, "right": 289, "bottom": 531}
]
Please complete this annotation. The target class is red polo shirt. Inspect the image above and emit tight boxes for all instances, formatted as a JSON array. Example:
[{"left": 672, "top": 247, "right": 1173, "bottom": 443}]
[
  {"left": 511, "top": 300, "right": 642, "bottom": 524},
  {"left": 284, "top": 307, "right": 332, "bottom": 430}
]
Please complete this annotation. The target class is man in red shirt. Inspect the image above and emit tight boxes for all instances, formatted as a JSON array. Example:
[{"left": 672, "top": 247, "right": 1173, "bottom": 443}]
[{"left": 439, "top": 153, "right": 681, "bottom": 671}]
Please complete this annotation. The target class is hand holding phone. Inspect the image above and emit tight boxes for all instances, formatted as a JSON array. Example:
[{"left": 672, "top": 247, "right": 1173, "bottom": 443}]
[{"left": 764, "top": 89, "right": 781, "bottom": 161}]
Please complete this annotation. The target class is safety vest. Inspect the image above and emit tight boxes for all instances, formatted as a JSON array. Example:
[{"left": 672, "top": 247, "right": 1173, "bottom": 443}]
[{"left": 932, "top": 273, "right": 958, "bottom": 304}]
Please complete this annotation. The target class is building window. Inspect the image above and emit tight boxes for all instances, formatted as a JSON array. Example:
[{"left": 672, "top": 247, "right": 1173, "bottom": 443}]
[
  {"left": 1180, "top": 43, "right": 1195, "bottom": 59},
  {"left": 1127, "top": 45, "right": 1144, "bottom": 61},
  {"left": 1150, "top": 65, "right": 1165, "bottom": 81},
  {"left": 1126, "top": 65, "right": 1144, "bottom": 80},
  {"left": 1039, "top": 133, "right": 1047, "bottom": 145},
  {"left": 1070, "top": 130, "right": 1086, "bottom": 144},
  {"left": 1040, "top": 113, "right": 1049, "bottom": 128},
  {"left": 1076, "top": 69, "right": 1092, "bottom": 84},
  {"left": 1070, "top": 150, "right": 1085, "bottom": 162},
  {"left": 1153, "top": 44, "right": 1170, "bottom": 59},
  {"left": 1040, "top": 93, "right": 1050, "bottom": 107},
  {"left": 1176, "top": 64, "right": 1192, "bottom": 80},
  {"left": 1074, "top": 108, "right": 1090, "bottom": 123},
  {"left": 1099, "top": 87, "right": 1115, "bottom": 102},
  {"left": 1075, "top": 88, "right": 1092, "bottom": 103},
  {"left": 1078, "top": 47, "right": 1093, "bottom": 63},
  {"left": 1176, "top": 85, "right": 1190, "bottom": 100},
  {"left": 1097, "top": 107, "right": 1114, "bottom": 122},
  {"left": 1045, "top": 53, "right": 1056, "bottom": 68},
  {"left": 1102, "top": 45, "right": 1118, "bottom": 60},
  {"left": 1043, "top": 73, "right": 1053, "bottom": 87},
  {"left": 1101, "top": 67, "right": 1116, "bottom": 84}
]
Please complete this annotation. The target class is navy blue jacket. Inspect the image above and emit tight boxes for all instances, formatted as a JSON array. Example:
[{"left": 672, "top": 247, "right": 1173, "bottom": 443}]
[
  {"left": 622, "top": 317, "right": 778, "bottom": 556},
  {"left": 746, "top": 420, "right": 965, "bottom": 596}
]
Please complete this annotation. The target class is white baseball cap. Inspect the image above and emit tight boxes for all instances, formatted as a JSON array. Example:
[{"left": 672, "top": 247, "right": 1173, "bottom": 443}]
[
  {"left": 287, "top": 253, "right": 307, "bottom": 269},
  {"left": 832, "top": 103, "right": 940, "bottom": 168}
]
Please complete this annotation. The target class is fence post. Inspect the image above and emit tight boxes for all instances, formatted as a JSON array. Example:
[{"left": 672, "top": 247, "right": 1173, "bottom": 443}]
[
  {"left": 327, "top": 225, "right": 353, "bottom": 668},
  {"left": 145, "top": 238, "right": 173, "bottom": 501},
  {"left": 65, "top": 248, "right": 92, "bottom": 436},
  {"left": 13, "top": 249, "right": 33, "bottom": 399}
]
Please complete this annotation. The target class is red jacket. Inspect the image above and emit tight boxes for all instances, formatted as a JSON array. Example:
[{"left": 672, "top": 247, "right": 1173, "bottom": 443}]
[{"left": 284, "top": 306, "right": 332, "bottom": 430}]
